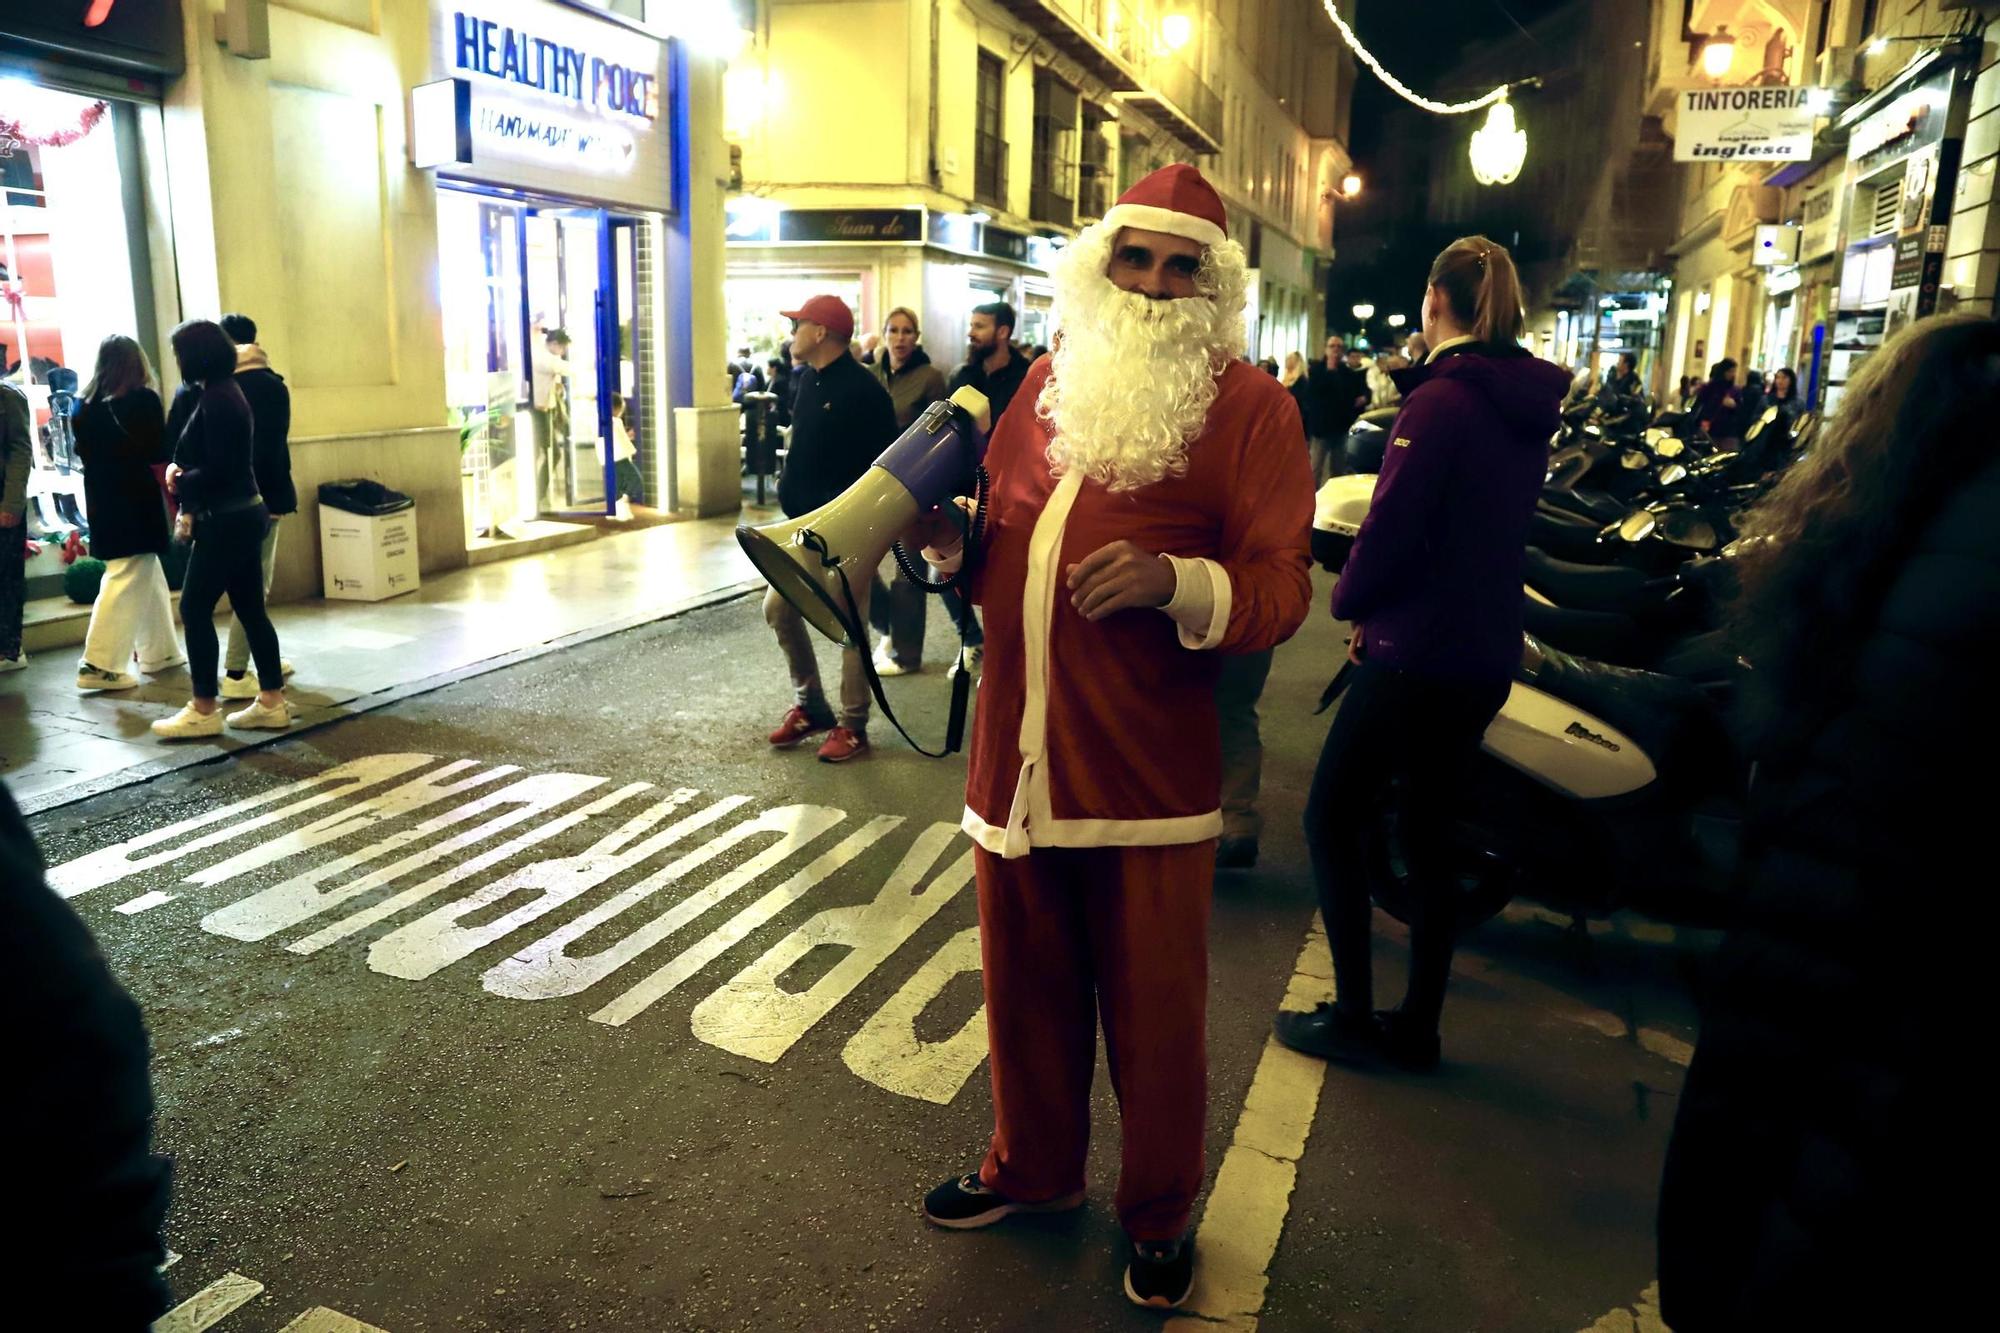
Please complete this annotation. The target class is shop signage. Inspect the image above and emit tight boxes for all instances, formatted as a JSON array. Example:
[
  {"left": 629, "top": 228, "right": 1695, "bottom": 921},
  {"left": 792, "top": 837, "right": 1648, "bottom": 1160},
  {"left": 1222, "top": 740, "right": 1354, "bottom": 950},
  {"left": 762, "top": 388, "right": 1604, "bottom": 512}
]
[
  {"left": 1891, "top": 233, "right": 1925, "bottom": 288},
  {"left": 1798, "top": 180, "right": 1839, "bottom": 263},
  {"left": 419, "top": 0, "right": 671, "bottom": 215},
  {"left": 1675, "top": 86, "right": 1821, "bottom": 162},
  {"left": 1848, "top": 72, "right": 1951, "bottom": 175},
  {"left": 981, "top": 225, "right": 1029, "bottom": 263},
  {"left": 776, "top": 210, "right": 922, "bottom": 243}
]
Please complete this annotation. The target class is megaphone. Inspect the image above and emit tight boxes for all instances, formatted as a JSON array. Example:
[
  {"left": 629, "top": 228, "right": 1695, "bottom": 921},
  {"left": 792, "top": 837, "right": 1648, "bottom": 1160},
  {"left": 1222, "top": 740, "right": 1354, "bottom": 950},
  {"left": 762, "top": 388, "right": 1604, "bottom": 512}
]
[{"left": 737, "top": 385, "right": 991, "bottom": 647}]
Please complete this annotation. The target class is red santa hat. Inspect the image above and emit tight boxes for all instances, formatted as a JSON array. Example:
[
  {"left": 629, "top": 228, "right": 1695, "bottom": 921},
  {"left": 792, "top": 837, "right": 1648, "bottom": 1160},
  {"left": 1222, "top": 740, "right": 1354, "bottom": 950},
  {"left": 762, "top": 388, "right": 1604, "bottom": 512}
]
[{"left": 1099, "top": 163, "right": 1228, "bottom": 250}]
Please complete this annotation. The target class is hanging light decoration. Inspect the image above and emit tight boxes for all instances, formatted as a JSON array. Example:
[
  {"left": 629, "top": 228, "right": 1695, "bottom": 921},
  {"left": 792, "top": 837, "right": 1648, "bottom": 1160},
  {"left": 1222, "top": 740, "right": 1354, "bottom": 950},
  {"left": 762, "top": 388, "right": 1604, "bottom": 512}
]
[
  {"left": 1469, "top": 92, "right": 1527, "bottom": 186},
  {"left": 1317, "top": 2, "right": 1535, "bottom": 187}
]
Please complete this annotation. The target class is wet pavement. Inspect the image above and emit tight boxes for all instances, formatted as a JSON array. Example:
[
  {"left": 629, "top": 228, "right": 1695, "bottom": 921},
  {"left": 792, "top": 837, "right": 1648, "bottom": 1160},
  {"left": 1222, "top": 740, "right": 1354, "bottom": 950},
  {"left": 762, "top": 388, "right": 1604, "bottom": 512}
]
[{"left": 27, "top": 579, "right": 1702, "bottom": 1332}]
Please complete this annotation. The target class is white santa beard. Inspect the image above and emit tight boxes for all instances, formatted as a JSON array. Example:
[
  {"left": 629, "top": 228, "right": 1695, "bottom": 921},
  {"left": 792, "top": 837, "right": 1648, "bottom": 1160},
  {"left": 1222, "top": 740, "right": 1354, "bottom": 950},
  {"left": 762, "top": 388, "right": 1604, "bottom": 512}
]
[{"left": 1039, "top": 278, "right": 1230, "bottom": 493}]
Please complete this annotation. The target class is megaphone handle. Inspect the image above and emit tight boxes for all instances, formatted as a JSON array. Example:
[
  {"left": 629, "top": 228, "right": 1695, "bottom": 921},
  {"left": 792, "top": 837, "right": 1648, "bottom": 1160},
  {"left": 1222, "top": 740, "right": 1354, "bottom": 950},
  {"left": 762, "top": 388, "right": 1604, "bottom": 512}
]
[{"left": 890, "top": 465, "right": 990, "bottom": 593}]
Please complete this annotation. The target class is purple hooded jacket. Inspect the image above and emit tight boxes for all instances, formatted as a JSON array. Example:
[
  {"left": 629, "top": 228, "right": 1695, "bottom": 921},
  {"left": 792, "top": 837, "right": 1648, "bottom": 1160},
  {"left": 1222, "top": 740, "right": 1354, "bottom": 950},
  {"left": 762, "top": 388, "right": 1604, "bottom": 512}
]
[{"left": 1332, "top": 342, "right": 1570, "bottom": 681}]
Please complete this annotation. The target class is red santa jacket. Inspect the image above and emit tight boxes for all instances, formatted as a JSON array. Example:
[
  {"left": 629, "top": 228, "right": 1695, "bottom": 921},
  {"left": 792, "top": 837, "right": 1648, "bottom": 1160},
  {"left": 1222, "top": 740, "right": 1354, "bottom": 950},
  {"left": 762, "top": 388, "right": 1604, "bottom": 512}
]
[{"left": 962, "top": 356, "right": 1313, "bottom": 857}]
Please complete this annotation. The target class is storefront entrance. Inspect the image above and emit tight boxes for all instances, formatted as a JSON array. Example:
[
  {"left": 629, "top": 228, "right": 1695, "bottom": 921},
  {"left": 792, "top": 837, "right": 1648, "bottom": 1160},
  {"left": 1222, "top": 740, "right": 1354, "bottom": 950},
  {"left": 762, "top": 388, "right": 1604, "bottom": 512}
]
[{"left": 439, "top": 187, "right": 642, "bottom": 535}]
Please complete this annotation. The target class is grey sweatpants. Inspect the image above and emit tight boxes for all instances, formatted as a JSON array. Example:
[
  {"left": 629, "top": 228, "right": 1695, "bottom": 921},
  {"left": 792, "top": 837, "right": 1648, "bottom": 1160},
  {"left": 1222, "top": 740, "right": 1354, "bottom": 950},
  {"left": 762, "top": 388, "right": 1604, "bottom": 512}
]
[
  {"left": 765, "top": 582, "right": 872, "bottom": 731},
  {"left": 1217, "top": 648, "right": 1274, "bottom": 841}
]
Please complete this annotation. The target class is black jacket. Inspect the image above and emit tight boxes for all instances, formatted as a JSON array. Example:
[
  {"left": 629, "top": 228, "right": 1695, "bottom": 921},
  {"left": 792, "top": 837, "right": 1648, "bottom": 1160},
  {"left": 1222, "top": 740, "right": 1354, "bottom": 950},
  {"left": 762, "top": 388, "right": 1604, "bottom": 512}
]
[
  {"left": 233, "top": 349, "right": 297, "bottom": 514},
  {"left": 1, "top": 782, "right": 173, "bottom": 1327},
  {"left": 73, "top": 388, "right": 171, "bottom": 561},
  {"left": 778, "top": 353, "right": 899, "bottom": 518},
  {"left": 170, "top": 379, "right": 261, "bottom": 517},
  {"left": 1657, "top": 454, "right": 2000, "bottom": 1329},
  {"left": 947, "top": 345, "right": 1032, "bottom": 427},
  {"left": 1306, "top": 360, "right": 1370, "bottom": 439}
]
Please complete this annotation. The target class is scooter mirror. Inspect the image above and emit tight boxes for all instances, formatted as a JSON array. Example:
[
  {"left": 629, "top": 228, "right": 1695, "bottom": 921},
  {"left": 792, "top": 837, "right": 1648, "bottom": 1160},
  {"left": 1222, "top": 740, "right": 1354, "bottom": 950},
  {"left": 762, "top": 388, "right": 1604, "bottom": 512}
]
[
  {"left": 1658, "top": 462, "right": 1688, "bottom": 484},
  {"left": 1620, "top": 448, "right": 1650, "bottom": 470},
  {"left": 1656, "top": 437, "right": 1684, "bottom": 458},
  {"left": 1618, "top": 511, "right": 1658, "bottom": 542}
]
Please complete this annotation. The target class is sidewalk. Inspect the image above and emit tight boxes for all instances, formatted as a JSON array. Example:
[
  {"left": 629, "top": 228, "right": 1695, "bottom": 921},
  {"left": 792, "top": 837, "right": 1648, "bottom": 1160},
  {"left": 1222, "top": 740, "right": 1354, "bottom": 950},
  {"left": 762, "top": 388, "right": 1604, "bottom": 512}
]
[{"left": 2, "top": 512, "right": 766, "bottom": 816}]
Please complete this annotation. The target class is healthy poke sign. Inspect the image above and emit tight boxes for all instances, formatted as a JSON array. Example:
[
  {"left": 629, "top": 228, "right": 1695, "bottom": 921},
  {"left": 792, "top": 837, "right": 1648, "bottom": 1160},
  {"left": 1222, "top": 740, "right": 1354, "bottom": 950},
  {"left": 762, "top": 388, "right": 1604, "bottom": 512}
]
[{"left": 1676, "top": 86, "right": 1823, "bottom": 161}]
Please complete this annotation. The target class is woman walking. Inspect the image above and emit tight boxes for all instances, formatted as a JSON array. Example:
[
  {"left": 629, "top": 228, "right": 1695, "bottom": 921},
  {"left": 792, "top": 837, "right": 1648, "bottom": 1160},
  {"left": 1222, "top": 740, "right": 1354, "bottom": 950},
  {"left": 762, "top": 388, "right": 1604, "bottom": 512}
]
[
  {"left": 1273, "top": 236, "right": 1569, "bottom": 1070},
  {"left": 1280, "top": 351, "right": 1311, "bottom": 445},
  {"left": 1658, "top": 315, "right": 2000, "bottom": 1328},
  {"left": 73, "top": 336, "right": 182, "bottom": 691},
  {"left": 151, "top": 320, "right": 289, "bottom": 739}
]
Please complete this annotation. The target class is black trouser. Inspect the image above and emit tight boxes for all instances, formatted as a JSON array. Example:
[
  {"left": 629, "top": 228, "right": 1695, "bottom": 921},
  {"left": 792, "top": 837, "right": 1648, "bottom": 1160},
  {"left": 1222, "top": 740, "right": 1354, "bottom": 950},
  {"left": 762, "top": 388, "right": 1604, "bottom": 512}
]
[
  {"left": 180, "top": 506, "right": 283, "bottom": 699},
  {"left": 1303, "top": 660, "right": 1509, "bottom": 1034}
]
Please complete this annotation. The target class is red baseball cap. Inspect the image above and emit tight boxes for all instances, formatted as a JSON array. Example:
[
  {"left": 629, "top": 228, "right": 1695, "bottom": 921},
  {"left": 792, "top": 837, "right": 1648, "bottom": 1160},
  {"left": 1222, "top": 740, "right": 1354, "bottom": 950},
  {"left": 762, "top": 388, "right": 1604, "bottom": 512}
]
[{"left": 780, "top": 294, "right": 854, "bottom": 341}]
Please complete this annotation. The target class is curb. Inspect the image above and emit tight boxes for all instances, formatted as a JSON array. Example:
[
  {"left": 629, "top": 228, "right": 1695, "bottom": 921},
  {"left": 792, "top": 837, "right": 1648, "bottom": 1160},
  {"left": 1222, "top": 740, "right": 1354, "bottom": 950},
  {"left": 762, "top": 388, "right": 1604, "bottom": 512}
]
[{"left": 17, "top": 580, "right": 763, "bottom": 819}]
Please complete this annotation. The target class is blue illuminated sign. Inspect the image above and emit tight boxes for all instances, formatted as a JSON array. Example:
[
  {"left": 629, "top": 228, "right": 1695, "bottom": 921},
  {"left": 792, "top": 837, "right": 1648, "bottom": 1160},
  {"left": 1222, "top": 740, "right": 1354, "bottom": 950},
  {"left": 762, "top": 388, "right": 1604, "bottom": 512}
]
[{"left": 451, "top": 10, "right": 656, "bottom": 122}]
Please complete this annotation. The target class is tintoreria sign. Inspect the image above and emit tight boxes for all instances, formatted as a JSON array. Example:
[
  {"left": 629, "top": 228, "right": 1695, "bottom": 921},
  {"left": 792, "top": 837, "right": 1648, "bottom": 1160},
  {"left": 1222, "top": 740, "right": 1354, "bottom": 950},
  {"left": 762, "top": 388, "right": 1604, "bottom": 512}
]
[{"left": 1675, "top": 86, "right": 1822, "bottom": 162}]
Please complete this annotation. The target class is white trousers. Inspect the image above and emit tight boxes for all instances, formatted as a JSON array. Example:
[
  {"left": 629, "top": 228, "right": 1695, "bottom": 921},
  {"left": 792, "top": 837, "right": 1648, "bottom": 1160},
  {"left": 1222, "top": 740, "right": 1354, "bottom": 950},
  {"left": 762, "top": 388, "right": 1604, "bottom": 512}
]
[{"left": 82, "top": 553, "right": 179, "bottom": 673}]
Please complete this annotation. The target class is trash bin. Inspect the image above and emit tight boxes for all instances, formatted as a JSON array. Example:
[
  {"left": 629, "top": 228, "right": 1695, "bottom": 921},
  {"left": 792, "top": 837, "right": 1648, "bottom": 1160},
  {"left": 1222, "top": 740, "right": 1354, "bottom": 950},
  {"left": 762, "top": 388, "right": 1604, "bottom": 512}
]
[{"left": 318, "top": 480, "right": 419, "bottom": 601}]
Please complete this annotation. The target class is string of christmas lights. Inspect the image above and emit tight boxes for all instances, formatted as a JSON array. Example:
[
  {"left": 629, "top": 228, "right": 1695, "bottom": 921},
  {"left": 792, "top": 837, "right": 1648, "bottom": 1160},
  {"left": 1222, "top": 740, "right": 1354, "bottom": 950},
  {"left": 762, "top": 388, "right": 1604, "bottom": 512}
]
[{"left": 1318, "top": 1, "right": 1510, "bottom": 115}]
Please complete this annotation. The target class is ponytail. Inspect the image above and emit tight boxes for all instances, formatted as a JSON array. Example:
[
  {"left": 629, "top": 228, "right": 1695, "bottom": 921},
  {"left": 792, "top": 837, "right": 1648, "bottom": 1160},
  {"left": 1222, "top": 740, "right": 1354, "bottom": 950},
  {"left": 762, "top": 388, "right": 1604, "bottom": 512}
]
[{"left": 1427, "top": 235, "right": 1525, "bottom": 346}]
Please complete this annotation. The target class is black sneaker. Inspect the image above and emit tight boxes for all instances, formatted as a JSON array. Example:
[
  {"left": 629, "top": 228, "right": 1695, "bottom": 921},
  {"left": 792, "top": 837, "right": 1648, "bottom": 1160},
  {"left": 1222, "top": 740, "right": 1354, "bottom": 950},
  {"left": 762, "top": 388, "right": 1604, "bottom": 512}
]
[
  {"left": 922, "top": 1172, "right": 1084, "bottom": 1230},
  {"left": 1273, "top": 1004, "right": 1441, "bottom": 1072},
  {"left": 1123, "top": 1236, "right": 1195, "bottom": 1309},
  {"left": 1215, "top": 836, "right": 1259, "bottom": 870}
]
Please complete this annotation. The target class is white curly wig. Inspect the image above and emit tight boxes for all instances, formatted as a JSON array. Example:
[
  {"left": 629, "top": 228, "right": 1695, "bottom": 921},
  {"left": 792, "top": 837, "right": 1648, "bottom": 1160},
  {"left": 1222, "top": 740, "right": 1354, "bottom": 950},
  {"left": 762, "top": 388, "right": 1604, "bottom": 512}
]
[{"left": 1036, "top": 219, "right": 1250, "bottom": 492}]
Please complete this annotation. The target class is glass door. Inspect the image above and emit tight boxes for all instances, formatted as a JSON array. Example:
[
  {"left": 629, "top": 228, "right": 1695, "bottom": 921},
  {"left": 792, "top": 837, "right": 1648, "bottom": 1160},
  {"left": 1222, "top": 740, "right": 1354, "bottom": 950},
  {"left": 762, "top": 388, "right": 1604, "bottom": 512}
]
[{"left": 524, "top": 207, "right": 609, "bottom": 516}]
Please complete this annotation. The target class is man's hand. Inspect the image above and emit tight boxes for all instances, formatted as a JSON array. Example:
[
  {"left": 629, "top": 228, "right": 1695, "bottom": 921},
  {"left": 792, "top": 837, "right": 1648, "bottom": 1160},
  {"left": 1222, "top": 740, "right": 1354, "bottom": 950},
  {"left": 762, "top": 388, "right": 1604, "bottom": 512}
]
[
  {"left": 905, "top": 497, "right": 975, "bottom": 554},
  {"left": 1347, "top": 624, "right": 1366, "bottom": 664},
  {"left": 1066, "top": 541, "right": 1177, "bottom": 621},
  {"left": 0, "top": 511, "right": 18, "bottom": 529},
  {"left": 163, "top": 463, "right": 182, "bottom": 496}
]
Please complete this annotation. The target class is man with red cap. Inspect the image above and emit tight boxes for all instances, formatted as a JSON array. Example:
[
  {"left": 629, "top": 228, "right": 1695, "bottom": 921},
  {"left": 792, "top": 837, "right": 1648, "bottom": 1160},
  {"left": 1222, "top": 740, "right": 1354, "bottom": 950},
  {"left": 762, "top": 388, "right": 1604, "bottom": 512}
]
[
  {"left": 763, "top": 293, "right": 899, "bottom": 762},
  {"left": 917, "top": 164, "right": 1313, "bottom": 1308}
]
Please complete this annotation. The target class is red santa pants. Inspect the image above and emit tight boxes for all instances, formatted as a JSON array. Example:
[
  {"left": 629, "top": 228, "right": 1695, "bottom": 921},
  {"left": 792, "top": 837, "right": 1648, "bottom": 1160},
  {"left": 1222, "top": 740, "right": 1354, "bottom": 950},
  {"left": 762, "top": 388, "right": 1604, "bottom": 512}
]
[{"left": 974, "top": 840, "right": 1214, "bottom": 1242}]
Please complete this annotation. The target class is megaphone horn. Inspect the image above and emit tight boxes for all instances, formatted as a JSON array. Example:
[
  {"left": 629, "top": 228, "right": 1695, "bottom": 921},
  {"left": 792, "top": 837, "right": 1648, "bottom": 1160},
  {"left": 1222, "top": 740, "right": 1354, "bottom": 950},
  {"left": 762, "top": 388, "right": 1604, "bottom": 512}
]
[{"left": 738, "top": 385, "right": 992, "bottom": 648}]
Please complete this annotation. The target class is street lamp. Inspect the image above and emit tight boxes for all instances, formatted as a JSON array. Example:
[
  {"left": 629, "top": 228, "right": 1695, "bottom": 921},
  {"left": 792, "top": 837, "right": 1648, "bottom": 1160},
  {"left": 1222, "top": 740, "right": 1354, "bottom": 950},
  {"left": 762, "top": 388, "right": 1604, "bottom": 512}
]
[
  {"left": 1701, "top": 25, "right": 1737, "bottom": 79},
  {"left": 1340, "top": 173, "right": 1363, "bottom": 199},
  {"left": 1469, "top": 92, "right": 1526, "bottom": 186},
  {"left": 1352, "top": 303, "right": 1376, "bottom": 322},
  {"left": 1387, "top": 313, "right": 1407, "bottom": 328},
  {"left": 1161, "top": 12, "right": 1194, "bottom": 53}
]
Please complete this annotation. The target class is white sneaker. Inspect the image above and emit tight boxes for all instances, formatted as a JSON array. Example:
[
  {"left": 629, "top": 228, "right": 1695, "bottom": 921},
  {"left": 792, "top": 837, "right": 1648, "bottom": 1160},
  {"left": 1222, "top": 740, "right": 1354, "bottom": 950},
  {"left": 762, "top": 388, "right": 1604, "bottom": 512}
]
[
  {"left": 77, "top": 663, "right": 140, "bottom": 692},
  {"left": 219, "top": 672, "right": 259, "bottom": 700},
  {"left": 137, "top": 652, "right": 187, "bottom": 674},
  {"left": 226, "top": 698, "right": 294, "bottom": 731},
  {"left": 947, "top": 644, "right": 984, "bottom": 683},
  {"left": 152, "top": 703, "right": 224, "bottom": 739},
  {"left": 872, "top": 639, "right": 915, "bottom": 677},
  {"left": 0, "top": 652, "right": 26, "bottom": 674}
]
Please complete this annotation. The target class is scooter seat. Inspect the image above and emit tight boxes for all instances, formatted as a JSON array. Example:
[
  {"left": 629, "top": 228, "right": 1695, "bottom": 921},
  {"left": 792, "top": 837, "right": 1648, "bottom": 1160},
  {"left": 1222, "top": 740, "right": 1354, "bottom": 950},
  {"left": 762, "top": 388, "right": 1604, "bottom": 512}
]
[
  {"left": 1524, "top": 547, "right": 1649, "bottom": 613},
  {"left": 1522, "top": 598, "right": 1647, "bottom": 667},
  {"left": 1519, "top": 635, "right": 1727, "bottom": 797},
  {"left": 1541, "top": 487, "right": 1627, "bottom": 524}
]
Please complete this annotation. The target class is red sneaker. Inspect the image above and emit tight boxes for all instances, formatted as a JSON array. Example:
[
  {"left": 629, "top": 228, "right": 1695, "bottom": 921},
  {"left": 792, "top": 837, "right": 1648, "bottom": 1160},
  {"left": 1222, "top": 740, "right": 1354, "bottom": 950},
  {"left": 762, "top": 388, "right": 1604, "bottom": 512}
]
[
  {"left": 816, "top": 727, "right": 869, "bottom": 763},
  {"left": 768, "top": 706, "right": 833, "bottom": 748}
]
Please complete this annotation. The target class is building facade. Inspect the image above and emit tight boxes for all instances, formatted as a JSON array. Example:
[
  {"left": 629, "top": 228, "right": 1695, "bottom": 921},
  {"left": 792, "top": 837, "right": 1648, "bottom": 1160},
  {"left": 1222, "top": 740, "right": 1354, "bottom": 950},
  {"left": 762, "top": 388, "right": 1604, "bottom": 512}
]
[
  {"left": 1648, "top": 0, "right": 2000, "bottom": 412},
  {"left": 1, "top": 0, "right": 738, "bottom": 620},
  {"left": 720, "top": 0, "right": 1355, "bottom": 375}
]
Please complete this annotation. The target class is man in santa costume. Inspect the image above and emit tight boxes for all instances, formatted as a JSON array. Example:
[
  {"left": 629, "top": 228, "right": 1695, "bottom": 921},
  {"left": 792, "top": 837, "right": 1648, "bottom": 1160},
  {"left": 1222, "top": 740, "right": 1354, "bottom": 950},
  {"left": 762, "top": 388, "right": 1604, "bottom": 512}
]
[{"left": 916, "top": 164, "right": 1313, "bottom": 1309}]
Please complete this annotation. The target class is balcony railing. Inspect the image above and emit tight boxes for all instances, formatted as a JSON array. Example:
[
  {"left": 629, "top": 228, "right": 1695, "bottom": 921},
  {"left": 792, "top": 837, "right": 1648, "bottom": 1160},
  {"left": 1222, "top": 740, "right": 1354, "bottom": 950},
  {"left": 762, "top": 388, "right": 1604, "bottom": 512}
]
[
  {"left": 1079, "top": 171, "right": 1112, "bottom": 221},
  {"left": 1118, "top": 55, "right": 1222, "bottom": 156}
]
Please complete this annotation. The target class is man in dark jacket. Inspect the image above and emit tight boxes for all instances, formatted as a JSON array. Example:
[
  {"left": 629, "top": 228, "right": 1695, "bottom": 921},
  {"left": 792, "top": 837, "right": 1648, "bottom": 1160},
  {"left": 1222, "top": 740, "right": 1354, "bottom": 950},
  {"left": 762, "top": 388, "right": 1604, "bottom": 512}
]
[
  {"left": 948, "top": 301, "right": 1031, "bottom": 427},
  {"left": 1305, "top": 335, "right": 1370, "bottom": 485},
  {"left": 764, "top": 294, "right": 899, "bottom": 763},
  {"left": 215, "top": 314, "right": 297, "bottom": 699},
  {"left": 2, "top": 780, "right": 174, "bottom": 1327}
]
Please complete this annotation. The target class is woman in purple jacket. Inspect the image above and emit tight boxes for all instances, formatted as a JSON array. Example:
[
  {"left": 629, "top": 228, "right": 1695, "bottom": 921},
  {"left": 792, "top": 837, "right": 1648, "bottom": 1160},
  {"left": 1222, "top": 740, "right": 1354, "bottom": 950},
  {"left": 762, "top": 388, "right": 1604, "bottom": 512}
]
[{"left": 1275, "top": 237, "right": 1570, "bottom": 1070}]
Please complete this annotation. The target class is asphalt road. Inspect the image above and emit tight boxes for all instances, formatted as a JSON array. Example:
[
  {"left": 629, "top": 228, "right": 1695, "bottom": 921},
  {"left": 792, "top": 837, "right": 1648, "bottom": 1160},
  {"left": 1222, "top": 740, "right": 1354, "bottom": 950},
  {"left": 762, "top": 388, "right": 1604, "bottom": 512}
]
[{"left": 27, "top": 578, "right": 1702, "bottom": 1332}]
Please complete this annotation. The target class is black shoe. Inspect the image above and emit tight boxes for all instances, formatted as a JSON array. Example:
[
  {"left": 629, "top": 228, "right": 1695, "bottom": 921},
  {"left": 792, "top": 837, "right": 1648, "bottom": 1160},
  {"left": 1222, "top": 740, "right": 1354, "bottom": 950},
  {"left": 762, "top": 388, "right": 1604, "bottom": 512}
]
[
  {"left": 1273, "top": 1004, "right": 1442, "bottom": 1072},
  {"left": 1215, "top": 836, "right": 1259, "bottom": 870},
  {"left": 922, "top": 1172, "right": 1085, "bottom": 1230},
  {"left": 1123, "top": 1236, "right": 1195, "bottom": 1309}
]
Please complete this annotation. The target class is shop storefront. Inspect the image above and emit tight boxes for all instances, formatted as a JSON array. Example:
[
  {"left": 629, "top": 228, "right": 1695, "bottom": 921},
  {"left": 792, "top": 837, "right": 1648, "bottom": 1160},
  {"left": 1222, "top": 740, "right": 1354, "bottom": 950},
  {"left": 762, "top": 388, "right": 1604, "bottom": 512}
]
[
  {"left": 2, "top": 1, "right": 181, "bottom": 601},
  {"left": 1823, "top": 54, "right": 1972, "bottom": 414},
  {"left": 413, "top": 0, "right": 673, "bottom": 540},
  {"left": 723, "top": 202, "right": 1055, "bottom": 372}
]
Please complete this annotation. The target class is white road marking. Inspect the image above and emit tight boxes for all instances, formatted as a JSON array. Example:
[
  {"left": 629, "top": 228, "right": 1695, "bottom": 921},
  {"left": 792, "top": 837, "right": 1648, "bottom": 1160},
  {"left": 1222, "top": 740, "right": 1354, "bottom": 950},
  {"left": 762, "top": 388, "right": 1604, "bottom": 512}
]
[
  {"left": 115, "top": 890, "right": 177, "bottom": 914},
  {"left": 590, "top": 815, "right": 905, "bottom": 1026},
  {"left": 153, "top": 1271, "right": 263, "bottom": 1332},
  {"left": 841, "top": 925, "right": 989, "bottom": 1105},
  {"left": 277, "top": 1309, "right": 390, "bottom": 1333},
  {"left": 690, "top": 821, "right": 973, "bottom": 1058},
  {"left": 1166, "top": 921, "right": 1334, "bottom": 1333},
  {"left": 1580, "top": 1281, "right": 1667, "bottom": 1332},
  {"left": 48, "top": 753, "right": 439, "bottom": 898},
  {"left": 482, "top": 803, "right": 845, "bottom": 1001}
]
